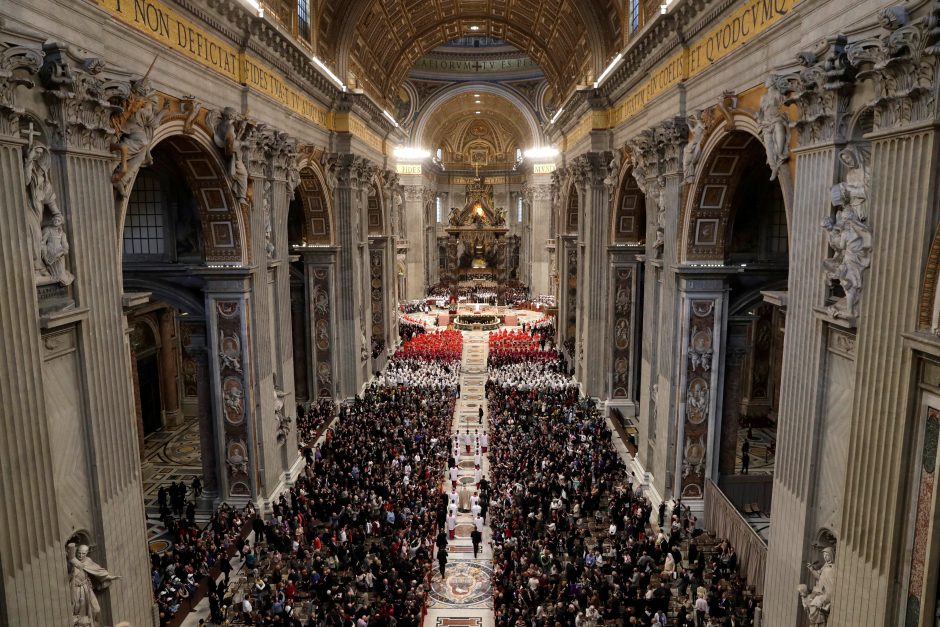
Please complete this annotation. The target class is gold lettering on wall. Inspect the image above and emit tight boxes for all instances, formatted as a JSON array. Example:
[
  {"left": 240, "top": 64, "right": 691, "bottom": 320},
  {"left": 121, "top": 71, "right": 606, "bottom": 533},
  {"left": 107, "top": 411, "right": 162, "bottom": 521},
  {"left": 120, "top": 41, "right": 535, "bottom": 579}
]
[
  {"left": 396, "top": 164, "right": 422, "bottom": 175},
  {"left": 96, "top": 0, "right": 333, "bottom": 130}
]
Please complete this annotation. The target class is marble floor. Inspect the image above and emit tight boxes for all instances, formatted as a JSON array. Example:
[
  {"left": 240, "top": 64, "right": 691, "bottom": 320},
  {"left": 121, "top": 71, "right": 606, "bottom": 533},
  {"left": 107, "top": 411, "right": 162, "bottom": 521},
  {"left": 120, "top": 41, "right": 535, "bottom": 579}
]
[
  {"left": 424, "top": 330, "right": 495, "bottom": 627},
  {"left": 735, "top": 426, "right": 776, "bottom": 475},
  {"left": 141, "top": 419, "right": 205, "bottom": 552}
]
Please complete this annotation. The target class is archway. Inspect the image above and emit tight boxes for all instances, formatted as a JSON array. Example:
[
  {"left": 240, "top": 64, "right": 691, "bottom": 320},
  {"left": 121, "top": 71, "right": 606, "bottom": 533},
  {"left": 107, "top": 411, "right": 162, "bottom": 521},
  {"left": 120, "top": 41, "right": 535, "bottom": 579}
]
[
  {"left": 681, "top": 129, "right": 789, "bottom": 532},
  {"left": 288, "top": 163, "right": 337, "bottom": 403},
  {"left": 121, "top": 133, "right": 243, "bottom": 532}
]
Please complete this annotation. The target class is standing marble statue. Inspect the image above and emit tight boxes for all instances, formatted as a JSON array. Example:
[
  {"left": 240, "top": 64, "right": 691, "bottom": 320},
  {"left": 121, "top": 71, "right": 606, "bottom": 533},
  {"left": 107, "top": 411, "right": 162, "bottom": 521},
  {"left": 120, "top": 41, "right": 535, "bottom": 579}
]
[
  {"left": 67, "top": 542, "right": 120, "bottom": 627},
  {"left": 798, "top": 546, "right": 835, "bottom": 625},
  {"left": 42, "top": 215, "right": 74, "bottom": 286},
  {"left": 683, "top": 111, "right": 704, "bottom": 184},
  {"left": 822, "top": 145, "right": 872, "bottom": 321},
  {"left": 211, "top": 107, "right": 250, "bottom": 203},
  {"left": 24, "top": 142, "right": 62, "bottom": 274},
  {"left": 110, "top": 71, "right": 167, "bottom": 198},
  {"left": 758, "top": 77, "right": 790, "bottom": 181}
]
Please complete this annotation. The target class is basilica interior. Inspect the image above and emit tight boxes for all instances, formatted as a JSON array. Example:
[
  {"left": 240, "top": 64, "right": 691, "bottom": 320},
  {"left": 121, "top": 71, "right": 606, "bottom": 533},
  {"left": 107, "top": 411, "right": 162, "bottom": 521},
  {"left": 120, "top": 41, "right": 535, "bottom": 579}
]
[{"left": 1, "top": 0, "right": 939, "bottom": 626}]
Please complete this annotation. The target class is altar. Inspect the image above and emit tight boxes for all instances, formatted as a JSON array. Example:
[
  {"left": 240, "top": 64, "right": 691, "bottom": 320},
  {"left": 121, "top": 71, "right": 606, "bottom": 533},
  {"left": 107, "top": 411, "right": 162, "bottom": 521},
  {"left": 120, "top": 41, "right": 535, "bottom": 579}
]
[{"left": 443, "top": 177, "right": 511, "bottom": 303}]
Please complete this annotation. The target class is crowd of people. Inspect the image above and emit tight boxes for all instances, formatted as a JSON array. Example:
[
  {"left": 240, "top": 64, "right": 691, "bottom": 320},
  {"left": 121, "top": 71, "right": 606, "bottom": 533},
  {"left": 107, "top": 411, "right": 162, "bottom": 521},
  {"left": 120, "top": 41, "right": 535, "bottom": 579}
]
[
  {"left": 399, "top": 316, "right": 427, "bottom": 342},
  {"left": 296, "top": 398, "right": 336, "bottom": 449},
  {"left": 394, "top": 329, "right": 463, "bottom": 362},
  {"left": 488, "top": 328, "right": 558, "bottom": 368},
  {"left": 483, "top": 335, "right": 762, "bottom": 626}
]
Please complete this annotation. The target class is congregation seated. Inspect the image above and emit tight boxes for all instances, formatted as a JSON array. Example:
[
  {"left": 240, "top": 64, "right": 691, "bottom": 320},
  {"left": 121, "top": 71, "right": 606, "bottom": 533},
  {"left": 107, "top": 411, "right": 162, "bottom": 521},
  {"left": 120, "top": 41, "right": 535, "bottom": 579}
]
[{"left": 399, "top": 316, "right": 426, "bottom": 341}]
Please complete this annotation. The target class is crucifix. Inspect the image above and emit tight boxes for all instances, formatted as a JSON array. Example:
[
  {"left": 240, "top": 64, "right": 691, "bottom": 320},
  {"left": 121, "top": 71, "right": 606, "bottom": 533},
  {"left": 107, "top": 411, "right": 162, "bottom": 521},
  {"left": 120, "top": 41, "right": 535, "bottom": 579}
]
[{"left": 20, "top": 120, "right": 41, "bottom": 149}]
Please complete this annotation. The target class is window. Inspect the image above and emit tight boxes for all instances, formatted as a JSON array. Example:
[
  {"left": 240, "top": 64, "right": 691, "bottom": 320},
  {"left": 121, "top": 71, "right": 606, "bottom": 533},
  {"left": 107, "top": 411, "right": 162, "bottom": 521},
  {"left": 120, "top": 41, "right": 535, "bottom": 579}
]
[
  {"left": 631, "top": 0, "right": 640, "bottom": 32},
  {"left": 123, "top": 171, "right": 166, "bottom": 256},
  {"left": 297, "top": 0, "right": 311, "bottom": 41},
  {"left": 436, "top": 196, "right": 442, "bottom": 223},
  {"left": 518, "top": 196, "right": 523, "bottom": 223}
]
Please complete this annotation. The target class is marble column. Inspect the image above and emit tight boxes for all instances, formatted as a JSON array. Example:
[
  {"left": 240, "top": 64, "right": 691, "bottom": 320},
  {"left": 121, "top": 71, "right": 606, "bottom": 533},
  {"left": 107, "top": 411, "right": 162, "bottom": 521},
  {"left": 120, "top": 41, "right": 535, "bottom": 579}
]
[
  {"left": 673, "top": 275, "right": 729, "bottom": 503},
  {"left": 830, "top": 31, "right": 940, "bottom": 622},
  {"left": 402, "top": 182, "right": 431, "bottom": 299},
  {"left": 326, "top": 155, "right": 376, "bottom": 398},
  {"left": 570, "top": 152, "right": 615, "bottom": 398},
  {"left": 303, "top": 249, "right": 339, "bottom": 400},
  {"left": 41, "top": 44, "right": 153, "bottom": 625},
  {"left": 158, "top": 309, "right": 183, "bottom": 428},
  {"left": 525, "top": 180, "right": 553, "bottom": 297},
  {"left": 762, "top": 36, "right": 853, "bottom": 626},
  {"left": 204, "top": 273, "right": 258, "bottom": 502},
  {"left": 0, "top": 40, "right": 74, "bottom": 627}
]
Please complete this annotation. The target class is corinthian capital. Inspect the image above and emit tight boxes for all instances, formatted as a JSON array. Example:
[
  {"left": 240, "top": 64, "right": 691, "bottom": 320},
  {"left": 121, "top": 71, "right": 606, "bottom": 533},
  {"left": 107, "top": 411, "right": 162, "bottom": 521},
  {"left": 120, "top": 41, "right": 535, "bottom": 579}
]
[{"left": 0, "top": 42, "right": 44, "bottom": 137}]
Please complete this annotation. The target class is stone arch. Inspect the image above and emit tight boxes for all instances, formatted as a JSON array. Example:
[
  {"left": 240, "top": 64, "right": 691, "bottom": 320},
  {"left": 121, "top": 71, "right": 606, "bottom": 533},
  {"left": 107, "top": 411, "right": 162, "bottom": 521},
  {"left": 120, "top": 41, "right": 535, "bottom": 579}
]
[
  {"left": 412, "top": 82, "right": 544, "bottom": 148},
  {"left": 292, "top": 159, "right": 334, "bottom": 246},
  {"left": 612, "top": 163, "right": 646, "bottom": 245},
  {"left": 116, "top": 120, "right": 247, "bottom": 269},
  {"left": 680, "top": 117, "right": 791, "bottom": 264}
]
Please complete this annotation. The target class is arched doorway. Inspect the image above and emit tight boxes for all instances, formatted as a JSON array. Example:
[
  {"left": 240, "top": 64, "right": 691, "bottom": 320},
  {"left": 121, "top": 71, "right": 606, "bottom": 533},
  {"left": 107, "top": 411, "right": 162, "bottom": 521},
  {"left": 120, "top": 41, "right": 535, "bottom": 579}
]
[
  {"left": 288, "top": 164, "right": 336, "bottom": 402},
  {"left": 121, "top": 132, "right": 245, "bottom": 523},
  {"left": 679, "top": 129, "right": 789, "bottom": 532}
]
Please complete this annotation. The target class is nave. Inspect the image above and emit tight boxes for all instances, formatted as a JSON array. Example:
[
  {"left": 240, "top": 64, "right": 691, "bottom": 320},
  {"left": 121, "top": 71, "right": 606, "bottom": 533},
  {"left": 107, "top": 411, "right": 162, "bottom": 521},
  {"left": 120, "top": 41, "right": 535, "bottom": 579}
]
[{"left": 150, "top": 312, "right": 763, "bottom": 627}]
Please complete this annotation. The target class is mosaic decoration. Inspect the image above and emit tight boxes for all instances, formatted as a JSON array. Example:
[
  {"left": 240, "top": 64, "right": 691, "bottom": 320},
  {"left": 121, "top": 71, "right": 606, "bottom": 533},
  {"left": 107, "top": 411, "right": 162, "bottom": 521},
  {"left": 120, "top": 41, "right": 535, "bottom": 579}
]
[
  {"left": 680, "top": 299, "right": 717, "bottom": 499},
  {"left": 370, "top": 247, "right": 386, "bottom": 339},
  {"left": 311, "top": 267, "right": 334, "bottom": 398},
  {"left": 612, "top": 267, "right": 634, "bottom": 398},
  {"left": 213, "top": 298, "right": 251, "bottom": 497},
  {"left": 428, "top": 561, "right": 494, "bottom": 609},
  {"left": 906, "top": 406, "right": 940, "bottom": 625}
]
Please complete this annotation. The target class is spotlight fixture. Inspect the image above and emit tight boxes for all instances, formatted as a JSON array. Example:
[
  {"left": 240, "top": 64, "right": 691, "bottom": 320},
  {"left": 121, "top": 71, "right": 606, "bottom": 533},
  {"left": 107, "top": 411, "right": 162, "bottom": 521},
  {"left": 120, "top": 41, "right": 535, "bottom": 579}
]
[
  {"left": 470, "top": 25, "right": 480, "bottom": 31},
  {"left": 311, "top": 56, "right": 346, "bottom": 91}
]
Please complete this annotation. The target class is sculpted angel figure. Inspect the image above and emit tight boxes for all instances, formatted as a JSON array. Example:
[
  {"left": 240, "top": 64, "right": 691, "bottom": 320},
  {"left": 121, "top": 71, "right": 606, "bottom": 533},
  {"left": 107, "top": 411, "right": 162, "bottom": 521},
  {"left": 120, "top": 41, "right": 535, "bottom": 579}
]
[
  {"left": 683, "top": 111, "right": 704, "bottom": 183},
  {"left": 821, "top": 206, "right": 871, "bottom": 321},
  {"left": 111, "top": 71, "right": 168, "bottom": 197},
  {"left": 212, "top": 107, "right": 250, "bottom": 203},
  {"left": 758, "top": 77, "right": 790, "bottom": 180}
]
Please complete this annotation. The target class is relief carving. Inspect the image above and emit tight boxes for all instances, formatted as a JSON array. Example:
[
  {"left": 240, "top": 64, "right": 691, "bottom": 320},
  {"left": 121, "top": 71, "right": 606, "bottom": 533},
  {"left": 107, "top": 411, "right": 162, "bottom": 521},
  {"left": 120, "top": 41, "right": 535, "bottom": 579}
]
[
  {"left": 25, "top": 141, "right": 74, "bottom": 286},
  {"left": 208, "top": 106, "right": 250, "bottom": 204},
  {"left": 110, "top": 66, "right": 167, "bottom": 198},
  {"left": 758, "top": 76, "right": 791, "bottom": 180}
]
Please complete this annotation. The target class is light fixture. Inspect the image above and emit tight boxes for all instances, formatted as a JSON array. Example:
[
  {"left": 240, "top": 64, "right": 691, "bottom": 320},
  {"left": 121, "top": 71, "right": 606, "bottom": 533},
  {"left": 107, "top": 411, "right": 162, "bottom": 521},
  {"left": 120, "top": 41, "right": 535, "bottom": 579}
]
[
  {"left": 594, "top": 52, "right": 624, "bottom": 89},
  {"left": 470, "top": 25, "right": 480, "bottom": 31},
  {"left": 382, "top": 109, "right": 400, "bottom": 127},
  {"left": 394, "top": 146, "right": 431, "bottom": 160},
  {"left": 475, "top": 111, "right": 481, "bottom": 114},
  {"left": 550, "top": 107, "right": 564, "bottom": 125},
  {"left": 523, "top": 147, "right": 559, "bottom": 159},
  {"left": 242, "top": 0, "right": 264, "bottom": 16},
  {"left": 473, "top": 94, "right": 480, "bottom": 97},
  {"left": 311, "top": 56, "right": 347, "bottom": 91}
]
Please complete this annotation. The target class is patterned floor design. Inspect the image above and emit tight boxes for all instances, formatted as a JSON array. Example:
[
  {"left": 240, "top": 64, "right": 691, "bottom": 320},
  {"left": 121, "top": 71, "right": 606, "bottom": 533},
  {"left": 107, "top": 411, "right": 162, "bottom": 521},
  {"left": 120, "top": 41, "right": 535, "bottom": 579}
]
[
  {"left": 735, "top": 426, "right": 776, "bottom": 475},
  {"left": 425, "top": 329, "right": 495, "bottom": 627},
  {"left": 141, "top": 419, "right": 206, "bottom": 551}
]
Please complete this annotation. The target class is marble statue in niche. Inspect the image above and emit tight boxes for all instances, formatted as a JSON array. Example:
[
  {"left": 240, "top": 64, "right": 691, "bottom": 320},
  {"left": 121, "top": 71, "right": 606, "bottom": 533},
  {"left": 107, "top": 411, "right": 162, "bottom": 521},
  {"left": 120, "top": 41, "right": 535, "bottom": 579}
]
[
  {"left": 822, "top": 145, "right": 872, "bottom": 322},
  {"left": 798, "top": 546, "right": 835, "bottom": 625},
  {"left": 25, "top": 141, "right": 74, "bottom": 286},
  {"left": 41, "top": 214, "right": 74, "bottom": 286},
  {"left": 110, "top": 68, "right": 167, "bottom": 198},
  {"left": 758, "top": 77, "right": 790, "bottom": 181},
  {"left": 66, "top": 542, "right": 120, "bottom": 627},
  {"left": 209, "top": 107, "right": 250, "bottom": 204}
]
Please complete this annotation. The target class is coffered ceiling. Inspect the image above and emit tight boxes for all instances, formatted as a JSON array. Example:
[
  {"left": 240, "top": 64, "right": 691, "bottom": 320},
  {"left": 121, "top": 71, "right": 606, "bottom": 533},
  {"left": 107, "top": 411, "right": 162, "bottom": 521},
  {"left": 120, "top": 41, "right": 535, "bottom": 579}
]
[{"left": 317, "top": 0, "right": 622, "bottom": 106}]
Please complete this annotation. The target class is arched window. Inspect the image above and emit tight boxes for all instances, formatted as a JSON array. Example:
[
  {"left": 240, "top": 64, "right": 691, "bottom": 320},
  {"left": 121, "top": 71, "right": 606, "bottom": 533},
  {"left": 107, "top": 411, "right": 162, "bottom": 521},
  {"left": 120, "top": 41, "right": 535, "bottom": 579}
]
[{"left": 123, "top": 170, "right": 166, "bottom": 257}]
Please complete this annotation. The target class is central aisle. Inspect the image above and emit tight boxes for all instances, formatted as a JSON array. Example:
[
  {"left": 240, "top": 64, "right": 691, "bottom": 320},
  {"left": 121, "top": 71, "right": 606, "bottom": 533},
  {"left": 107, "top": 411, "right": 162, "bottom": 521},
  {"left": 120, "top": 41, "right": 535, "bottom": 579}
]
[{"left": 425, "top": 329, "right": 495, "bottom": 627}]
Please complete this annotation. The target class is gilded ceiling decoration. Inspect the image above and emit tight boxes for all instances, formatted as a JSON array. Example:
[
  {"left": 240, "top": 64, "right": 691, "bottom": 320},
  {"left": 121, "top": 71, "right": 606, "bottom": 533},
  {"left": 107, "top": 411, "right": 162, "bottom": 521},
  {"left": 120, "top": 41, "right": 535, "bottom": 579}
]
[{"left": 317, "top": 0, "right": 622, "bottom": 105}]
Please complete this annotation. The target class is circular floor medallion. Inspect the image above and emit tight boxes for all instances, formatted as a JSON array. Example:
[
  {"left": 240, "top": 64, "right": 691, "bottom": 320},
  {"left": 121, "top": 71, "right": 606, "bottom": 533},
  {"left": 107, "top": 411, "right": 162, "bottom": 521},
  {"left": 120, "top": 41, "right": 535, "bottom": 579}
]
[{"left": 429, "top": 561, "right": 493, "bottom": 606}]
